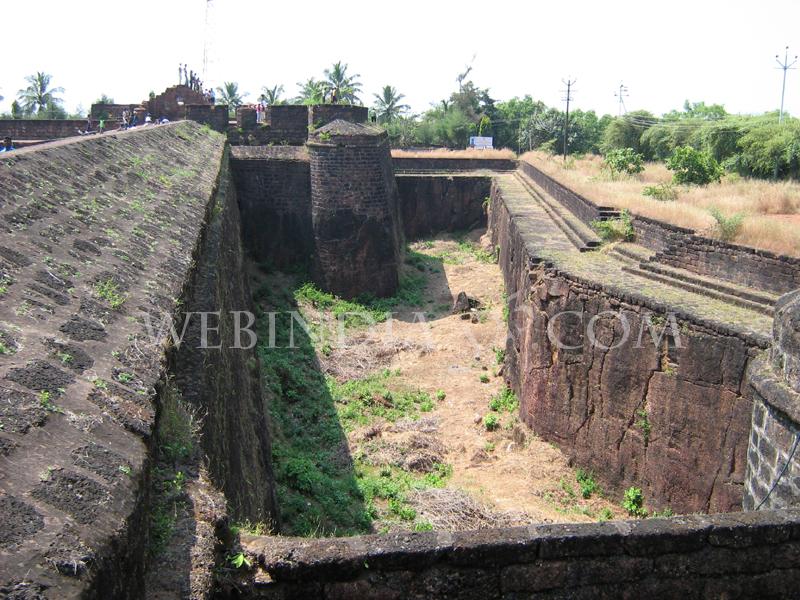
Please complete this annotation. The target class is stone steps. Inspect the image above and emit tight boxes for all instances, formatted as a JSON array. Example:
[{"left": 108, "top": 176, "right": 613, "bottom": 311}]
[
  {"left": 606, "top": 242, "right": 777, "bottom": 316},
  {"left": 513, "top": 171, "right": 601, "bottom": 252},
  {"left": 620, "top": 264, "right": 775, "bottom": 317},
  {"left": 606, "top": 242, "right": 655, "bottom": 265}
]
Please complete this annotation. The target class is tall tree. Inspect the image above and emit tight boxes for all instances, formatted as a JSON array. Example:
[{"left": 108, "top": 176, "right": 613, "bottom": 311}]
[
  {"left": 94, "top": 94, "right": 115, "bottom": 104},
  {"left": 295, "top": 78, "right": 325, "bottom": 105},
  {"left": 215, "top": 82, "right": 247, "bottom": 110},
  {"left": 17, "top": 72, "right": 64, "bottom": 116},
  {"left": 259, "top": 85, "right": 284, "bottom": 105},
  {"left": 372, "top": 85, "right": 409, "bottom": 124},
  {"left": 322, "top": 62, "right": 362, "bottom": 104}
]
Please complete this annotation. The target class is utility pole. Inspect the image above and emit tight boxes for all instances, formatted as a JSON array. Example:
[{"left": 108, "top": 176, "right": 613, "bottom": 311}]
[
  {"left": 614, "top": 82, "right": 629, "bottom": 117},
  {"left": 776, "top": 46, "right": 797, "bottom": 124},
  {"left": 561, "top": 78, "right": 576, "bottom": 162}
]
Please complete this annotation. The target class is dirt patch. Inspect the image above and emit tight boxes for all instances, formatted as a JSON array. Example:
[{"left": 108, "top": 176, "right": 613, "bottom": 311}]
[
  {"left": 44, "top": 524, "right": 95, "bottom": 577},
  {"left": 0, "top": 387, "right": 48, "bottom": 434},
  {"left": 323, "top": 233, "right": 626, "bottom": 526},
  {"left": 71, "top": 443, "right": 130, "bottom": 483},
  {"left": 31, "top": 470, "right": 110, "bottom": 525},
  {"left": 0, "top": 246, "right": 33, "bottom": 268},
  {"left": 5, "top": 360, "right": 74, "bottom": 393},
  {"left": 0, "top": 495, "right": 44, "bottom": 549},
  {"left": 59, "top": 314, "right": 107, "bottom": 341},
  {"left": 43, "top": 339, "right": 94, "bottom": 373}
]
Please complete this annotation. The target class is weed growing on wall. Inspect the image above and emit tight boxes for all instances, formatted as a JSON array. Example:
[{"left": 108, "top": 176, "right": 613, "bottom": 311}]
[
  {"left": 591, "top": 210, "right": 634, "bottom": 242},
  {"left": 148, "top": 381, "right": 199, "bottom": 557}
]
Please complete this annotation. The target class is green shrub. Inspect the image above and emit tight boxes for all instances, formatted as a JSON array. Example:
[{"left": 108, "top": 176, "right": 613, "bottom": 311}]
[
  {"left": 603, "top": 147, "right": 645, "bottom": 178},
  {"left": 483, "top": 414, "right": 500, "bottom": 431},
  {"left": 591, "top": 209, "right": 634, "bottom": 242},
  {"left": 642, "top": 182, "right": 678, "bottom": 201},
  {"left": 493, "top": 347, "right": 506, "bottom": 365},
  {"left": 666, "top": 146, "right": 723, "bottom": 185},
  {"left": 597, "top": 507, "right": 615, "bottom": 522},
  {"left": 576, "top": 468, "right": 599, "bottom": 499},
  {"left": 488, "top": 388, "right": 519, "bottom": 413},
  {"left": 622, "top": 487, "right": 648, "bottom": 517},
  {"left": 709, "top": 208, "right": 744, "bottom": 242}
]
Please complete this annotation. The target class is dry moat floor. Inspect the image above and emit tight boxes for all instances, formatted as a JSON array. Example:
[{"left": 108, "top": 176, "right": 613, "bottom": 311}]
[{"left": 251, "top": 230, "right": 629, "bottom": 538}]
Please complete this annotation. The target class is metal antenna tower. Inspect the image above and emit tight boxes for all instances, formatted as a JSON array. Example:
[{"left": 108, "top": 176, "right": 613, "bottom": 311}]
[
  {"left": 777, "top": 46, "right": 798, "bottom": 123},
  {"left": 614, "top": 82, "right": 629, "bottom": 116}
]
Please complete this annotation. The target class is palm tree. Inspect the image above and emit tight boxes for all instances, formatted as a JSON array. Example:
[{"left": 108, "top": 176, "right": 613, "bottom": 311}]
[
  {"left": 322, "top": 62, "right": 362, "bottom": 105},
  {"left": 259, "top": 84, "right": 284, "bottom": 105},
  {"left": 17, "top": 72, "right": 64, "bottom": 116},
  {"left": 215, "top": 81, "right": 247, "bottom": 110},
  {"left": 372, "top": 85, "right": 409, "bottom": 124},
  {"left": 295, "top": 78, "right": 325, "bottom": 105}
]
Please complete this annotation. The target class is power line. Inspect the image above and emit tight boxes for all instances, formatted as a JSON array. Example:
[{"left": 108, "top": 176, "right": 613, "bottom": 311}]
[
  {"left": 776, "top": 45, "right": 797, "bottom": 124},
  {"left": 614, "top": 82, "right": 628, "bottom": 117},
  {"left": 561, "top": 78, "right": 576, "bottom": 161}
]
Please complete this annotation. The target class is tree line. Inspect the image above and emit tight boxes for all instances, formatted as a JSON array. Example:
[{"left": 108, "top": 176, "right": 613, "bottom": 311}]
[{"left": 3, "top": 65, "right": 798, "bottom": 181}]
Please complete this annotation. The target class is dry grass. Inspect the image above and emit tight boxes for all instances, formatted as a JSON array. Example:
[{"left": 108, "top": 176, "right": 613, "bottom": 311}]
[
  {"left": 392, "top": 148, "right": 517, "bottom": 159},
  {"left": 521, "top": 151, "right": 800, "bottom": 256},
  {"left": 408, "top": 487, "right": 531, "bottom": 531}
]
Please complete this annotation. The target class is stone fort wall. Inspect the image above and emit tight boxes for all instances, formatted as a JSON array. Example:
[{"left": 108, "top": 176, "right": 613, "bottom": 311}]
[
  {"left": 0, "top": 124, "right": 277, "bottom": 598},
  {"left": 488, "top": 179, "right": 762, "bottom": 514},
  {"left": 744, "top": 290, "right": 800, "bottom": 510},
  {"left": 229, "top": 508, "right": 800, "bottom": 598},
  {"left": 521, "top": 160, "right": 800, "bottom": 296}
]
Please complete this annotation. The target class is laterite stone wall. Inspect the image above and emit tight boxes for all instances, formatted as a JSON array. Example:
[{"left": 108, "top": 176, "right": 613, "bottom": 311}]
[{"left": 308, "top": 120, "right": 401, "bottom": 299}]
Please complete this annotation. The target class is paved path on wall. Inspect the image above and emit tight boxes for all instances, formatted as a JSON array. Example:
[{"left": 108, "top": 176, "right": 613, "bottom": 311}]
[{"left": 495, "top": 172, "right": 773, "bottom": 345}]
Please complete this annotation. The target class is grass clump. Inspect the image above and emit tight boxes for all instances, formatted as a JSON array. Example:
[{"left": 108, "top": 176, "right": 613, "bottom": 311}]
[
  {"left": 94, "top": 278, "right": 127, "bottom": 309},
  {"left": 329, "top": 370, "right": 433, "bottom": 430},
  {"left": 488, "top": 388, "right": 519, "bottom": 413},
  {"left": 38, "top": 390, "right": 60, "bottom": 413}
]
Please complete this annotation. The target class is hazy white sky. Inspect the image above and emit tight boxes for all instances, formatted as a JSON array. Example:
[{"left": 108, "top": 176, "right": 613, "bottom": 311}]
[{"left": 3, "top": 0, "right": 800, "bottom": 118}]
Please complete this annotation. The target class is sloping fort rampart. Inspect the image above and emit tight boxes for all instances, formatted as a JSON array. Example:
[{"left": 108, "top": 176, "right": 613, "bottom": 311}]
[{"left": 0, "top": 107, "right": 798, "bottom": 598}]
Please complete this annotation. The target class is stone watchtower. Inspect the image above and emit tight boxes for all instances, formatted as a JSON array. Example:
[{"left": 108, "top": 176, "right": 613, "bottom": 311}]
[{"left": 307, "top": 120, "right": 401, "bottom": 298}]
